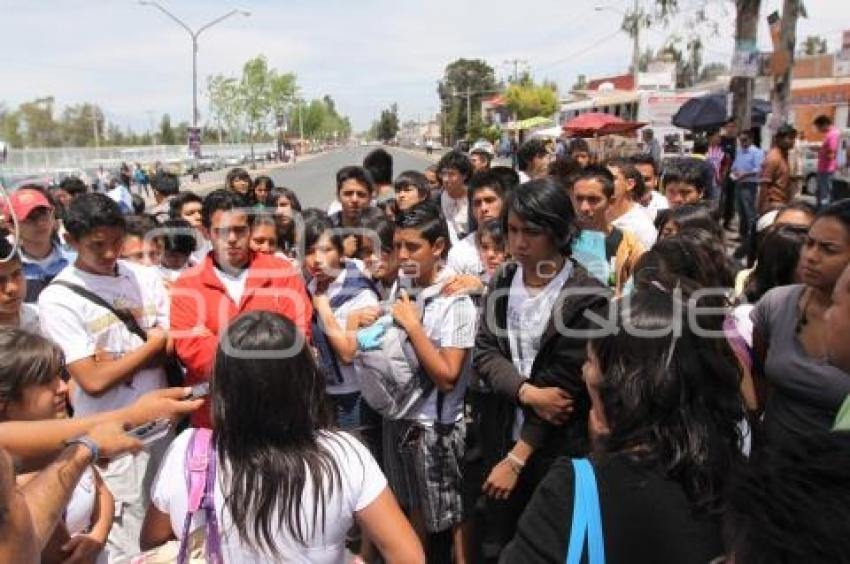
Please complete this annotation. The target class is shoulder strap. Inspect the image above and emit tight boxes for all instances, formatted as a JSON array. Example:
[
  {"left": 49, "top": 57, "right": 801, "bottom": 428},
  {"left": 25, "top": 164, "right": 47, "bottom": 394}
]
[
  {"left": 50, "top": 280, "right": 148, "bottom": 342},
  {"left": 566, "top": 458, "right": 606, "bottom": 564},
  {"left": 185, "top": 429, "right": 213, "bottom": 512},
  {"left": 604, "top": 228, "right": 623, "bottom": 262},
  {"left": 178, "top": 429, "right": 222, "bottom": 564}
]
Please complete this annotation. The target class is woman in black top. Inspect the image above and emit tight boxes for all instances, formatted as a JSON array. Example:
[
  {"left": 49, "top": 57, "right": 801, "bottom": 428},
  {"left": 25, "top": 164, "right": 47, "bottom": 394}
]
[{"left": 501, "top": 278, "right": 745, "bottom": 564}]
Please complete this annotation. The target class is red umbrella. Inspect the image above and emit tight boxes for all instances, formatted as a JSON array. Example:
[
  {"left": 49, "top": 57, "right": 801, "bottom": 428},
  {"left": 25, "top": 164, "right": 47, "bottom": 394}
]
[{"left": 562, "top": 113, "right": 646, "bottom": 138}]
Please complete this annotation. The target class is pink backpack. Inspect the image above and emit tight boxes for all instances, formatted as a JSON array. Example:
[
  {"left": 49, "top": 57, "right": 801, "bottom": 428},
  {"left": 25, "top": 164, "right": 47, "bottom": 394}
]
[{"left": 176, "top": 428, "right": 223, "bottom": 564}]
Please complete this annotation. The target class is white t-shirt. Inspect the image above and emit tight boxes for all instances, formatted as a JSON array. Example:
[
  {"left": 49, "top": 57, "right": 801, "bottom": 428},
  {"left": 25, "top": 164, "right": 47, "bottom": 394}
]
[
  {"left": 65, "top": 467, "right": 96, "bottom": 536},
  {"left": 447, "top": 232, "right": 483, "bottom": 276},
  {"left": 213, "top": 266, "right": 249, "bottom": 305},
  {"left": 308, "top": 267, "right": 379, "bottom": 395},
  {"left": 38, "top": 261, "right": 169, "bottom": 416},
  {"left": 18, "top": 302, "right": 40, "bottom": 333},
  {"left": 151, "top": 429, "right": 387, "bottom": 564},
  {"left": 440, "top": 190, "right": 469, "bottom": 246},
  {"left": 642, "top": 190, "right": 669, "bottom": 222},
  {"left": 612, "top": 203, "right": 657, "bottom": 250},
  {"left": 408, "top": 269, "right": 477, "bottom": 424},
  {"left": 507, "top": 261, "right": 573, "bottom": 439},
  {"left": 190, "top": 237, "right": 212, "bottom": 266}
]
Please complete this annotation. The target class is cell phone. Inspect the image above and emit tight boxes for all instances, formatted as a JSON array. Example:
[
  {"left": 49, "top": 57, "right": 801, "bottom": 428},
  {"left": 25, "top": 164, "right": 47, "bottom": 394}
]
[
  {"left": 186, "top": 381, "right": 210, "bottom": 400},
  {"left": 127, "top": 418, "right": 171, "bottom": 446}
]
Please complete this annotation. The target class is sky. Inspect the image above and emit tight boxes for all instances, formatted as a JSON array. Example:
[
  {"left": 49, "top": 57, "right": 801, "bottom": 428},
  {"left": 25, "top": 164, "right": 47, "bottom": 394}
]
[{"left": 1, "top": 0, "right": 849, "bottom": 133}]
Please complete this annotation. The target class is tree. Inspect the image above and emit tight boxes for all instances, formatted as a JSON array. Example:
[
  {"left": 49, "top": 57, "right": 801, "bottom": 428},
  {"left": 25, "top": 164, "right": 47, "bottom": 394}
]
[
  {"left": 207, "top": 74, "right": 243, "bottom": 143},
  {"left": 18, "top": 97, "right": 59, "bottom": 147},
  {"left": 376, "top": 103, "right": 399, "bottom": 142},
  {"left": 159, "top": 114, "right": 176, "bottom": 145},
  {"left": 0, "top": 103, "right": 23, "bottom": 148},
  {"left": 799, "top": 34, "right": 828, "bottom": 56},
  {"left": 59, "top": 103, "right": 103, "bottom": 147},
  {"left": 504, "top": 82, "right": 559, "bottom": 120},
  {"left": 239, "top": 56, "right": 274, "bottom": 164},
  {"left": 437, "top": 59, "right": 497, "bottom": 143}
]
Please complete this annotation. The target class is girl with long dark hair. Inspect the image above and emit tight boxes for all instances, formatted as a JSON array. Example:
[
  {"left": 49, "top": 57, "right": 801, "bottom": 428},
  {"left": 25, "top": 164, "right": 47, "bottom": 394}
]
[
  {"left": 502, "top": 283, "right": 744, "bottom": 563},
  {"left": 141, "top": 311, "right": 422, "bottom": 562}
]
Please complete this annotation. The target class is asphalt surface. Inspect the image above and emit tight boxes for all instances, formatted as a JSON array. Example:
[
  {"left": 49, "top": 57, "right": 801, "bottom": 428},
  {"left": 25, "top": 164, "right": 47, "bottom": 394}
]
[{"left": 267, "top": 146, "right": 439, "bottom": 210}]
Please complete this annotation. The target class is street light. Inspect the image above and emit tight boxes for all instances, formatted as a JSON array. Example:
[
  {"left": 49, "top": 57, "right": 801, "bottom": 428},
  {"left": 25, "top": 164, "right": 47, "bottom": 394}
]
[
  {"left": 595, "top": 0, "right": 640, "bottom": 91},
  {"left": 138, "top": 1, "right": 250, "bottom": 138}
]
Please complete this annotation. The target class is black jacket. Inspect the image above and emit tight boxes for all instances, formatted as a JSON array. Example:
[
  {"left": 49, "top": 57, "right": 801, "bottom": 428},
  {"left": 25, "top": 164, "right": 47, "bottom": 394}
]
[{"left": 472, "top": 259, "right": 611, "bottom": 464}]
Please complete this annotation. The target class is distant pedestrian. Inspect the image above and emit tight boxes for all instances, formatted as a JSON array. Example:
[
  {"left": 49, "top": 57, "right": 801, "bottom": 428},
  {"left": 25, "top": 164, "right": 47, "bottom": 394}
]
[
  {"left": 814, "top": 114, "right": 840, "bottom": 209},
  {"left": 730, "top": 131, "right": 764, "bottom": 259},
  {"left": 641, "top": 128, "right": 662, "bottom": 166},
  {"left": 757, "top": 124, "right": 797, "bottom": 215}
]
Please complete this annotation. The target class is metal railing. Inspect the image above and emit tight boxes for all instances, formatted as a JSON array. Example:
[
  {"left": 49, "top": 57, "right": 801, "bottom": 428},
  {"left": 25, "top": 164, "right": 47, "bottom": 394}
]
[{"left": 0, "top": 143, "right": 279, "bottom": 175}]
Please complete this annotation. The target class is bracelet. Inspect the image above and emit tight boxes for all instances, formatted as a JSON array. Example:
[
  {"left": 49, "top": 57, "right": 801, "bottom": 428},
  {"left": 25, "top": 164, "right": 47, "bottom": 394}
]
[
  {"left": 64, "top": 436, "right": 99, "bottom": 463},
  {"left": 505, "top": 452, "right": 525, "bottom": 475}
]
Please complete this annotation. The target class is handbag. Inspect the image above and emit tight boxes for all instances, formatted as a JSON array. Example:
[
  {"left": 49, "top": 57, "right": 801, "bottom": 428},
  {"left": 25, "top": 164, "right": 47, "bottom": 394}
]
[
  {"left": 566, "top": 458, "right": 606, "bottom": 564},
  {"left": 130, "top": 429, "right": 223, "bottom": 564},
  {"left": 50, "top": 280, "right": 185, "bottom": 387}
]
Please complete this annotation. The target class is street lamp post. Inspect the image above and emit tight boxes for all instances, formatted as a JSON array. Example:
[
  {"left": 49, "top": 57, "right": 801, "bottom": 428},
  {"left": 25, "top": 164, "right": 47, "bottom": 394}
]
[
  {"left": 596, "top": 0, "right": 640, "bottom": 90},
  {"left": 138, "top": 1, "right": 250, "bottom": 145}
]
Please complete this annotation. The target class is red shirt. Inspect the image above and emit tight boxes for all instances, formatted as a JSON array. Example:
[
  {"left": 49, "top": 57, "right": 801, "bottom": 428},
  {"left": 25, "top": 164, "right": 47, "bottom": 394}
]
[{"left": 171, "top": 252, "right": 313, "bottom": 427}]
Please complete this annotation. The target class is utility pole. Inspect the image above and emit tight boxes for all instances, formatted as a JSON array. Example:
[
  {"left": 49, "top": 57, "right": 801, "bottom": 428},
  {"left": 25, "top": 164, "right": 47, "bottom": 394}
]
[
  {"left": 632, "top": 0, "right": 640, "bottom": 90},
  {"left": 731, "top": 0, "right": 762, "bottom": 133},
  {"left": 466, "top": 85, "right": 472, "bottom": 138},
  {"left": 503, "top": 58, "right": 528, "bottom": 83}
]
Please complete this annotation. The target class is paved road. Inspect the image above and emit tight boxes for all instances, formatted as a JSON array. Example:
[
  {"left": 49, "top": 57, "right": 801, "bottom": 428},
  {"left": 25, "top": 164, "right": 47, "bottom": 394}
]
[{"left": 268, "top": 146, "right": 438, "bottom": 210}]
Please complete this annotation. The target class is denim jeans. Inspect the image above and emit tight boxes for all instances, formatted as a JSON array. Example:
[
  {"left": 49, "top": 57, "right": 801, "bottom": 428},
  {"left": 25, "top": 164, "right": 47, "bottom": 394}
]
[
  {"left": 817, "top": 172, "right": 834, "bottom": 209},
  {"left": 736, "top": 181, "right": 758, "bottom": 238}
]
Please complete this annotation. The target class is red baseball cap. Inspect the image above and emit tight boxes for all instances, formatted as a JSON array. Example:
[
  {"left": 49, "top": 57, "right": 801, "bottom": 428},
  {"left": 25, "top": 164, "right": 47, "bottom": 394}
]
[{"left": 3, "top": 188, "right": 52, "bottom": 221}]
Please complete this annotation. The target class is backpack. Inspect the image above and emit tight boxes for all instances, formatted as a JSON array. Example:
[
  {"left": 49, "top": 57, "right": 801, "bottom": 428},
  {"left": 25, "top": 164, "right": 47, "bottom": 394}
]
[
  {"left": 354, "top": 283, "right": 443, "bottom": 421},
  {"left": 130, "top": 429, "right": 222, "bottom": 564},
  {"left": 312, "top": 262, "right": 381, "bottom": 387}
]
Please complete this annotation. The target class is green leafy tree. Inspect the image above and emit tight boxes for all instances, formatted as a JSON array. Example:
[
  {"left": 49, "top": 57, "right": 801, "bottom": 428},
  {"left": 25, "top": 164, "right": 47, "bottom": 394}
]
[
  {"left": 376, "top": 103, "right": 399, "bottom": 142},
  {"left": 159, "top": 114, "right": 176, "bottom": 145},
  {"left": 18, "top": 97, "right": 59, "bottom": 147},
  {"left": 239, "top": 56, "right": 274, "bottom": 163},
  {"left": 207, "top": 74, "right": 243, "bottom": 143},
  {"left": 0, "top": 103, "right": 23, "bottom": 148},
  {"left": 504, "top": 82, "right": 559, "bottom": 120},
  {"left": 59, "top": 103, "right": 103, "bottom": 147},
  {"left": 438, "top": 59, "right": 497, "bottom": 143}
]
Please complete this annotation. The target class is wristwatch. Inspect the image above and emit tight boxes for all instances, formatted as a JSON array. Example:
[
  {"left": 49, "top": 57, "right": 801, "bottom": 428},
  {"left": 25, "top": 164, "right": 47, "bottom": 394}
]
[{"left": 64, "top": 436, "right": 99, "bottom": 463}]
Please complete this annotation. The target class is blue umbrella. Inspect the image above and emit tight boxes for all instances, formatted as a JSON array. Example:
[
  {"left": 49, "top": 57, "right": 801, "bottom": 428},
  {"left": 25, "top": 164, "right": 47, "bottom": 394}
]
[{"left": 672, "top": 93, "right": 771, "bottom": 131}]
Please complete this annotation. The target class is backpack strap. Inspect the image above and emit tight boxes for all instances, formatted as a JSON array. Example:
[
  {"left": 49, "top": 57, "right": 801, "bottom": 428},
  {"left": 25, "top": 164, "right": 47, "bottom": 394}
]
[
  {"left": 50, "top": 280, "right": 148, "bottom": 342},
  {"left": 177, "top": 429, "right": 223, "bottom": 564},
  {"left": 566, "top": 458, "right": 606, "bottom": 564},
  {"left": 604, "top": 228, "right": 623, "bottom": 262}
]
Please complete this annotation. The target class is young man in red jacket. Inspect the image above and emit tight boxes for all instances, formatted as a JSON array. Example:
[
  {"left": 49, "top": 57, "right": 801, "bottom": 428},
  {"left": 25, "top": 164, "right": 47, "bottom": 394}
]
[{"left": 171, "top": 189, "right": 312, "bottom": 427}]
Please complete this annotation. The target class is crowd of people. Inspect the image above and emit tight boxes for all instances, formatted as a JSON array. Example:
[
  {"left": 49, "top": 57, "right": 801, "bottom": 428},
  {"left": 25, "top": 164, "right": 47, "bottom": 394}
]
[{"left": 1, "top": 113, "right": 850, "bottom": 564}]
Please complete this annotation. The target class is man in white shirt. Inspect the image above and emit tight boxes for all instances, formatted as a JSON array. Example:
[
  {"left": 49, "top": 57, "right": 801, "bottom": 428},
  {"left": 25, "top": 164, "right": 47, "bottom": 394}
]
[
  {"left": 631, "top": 153, "right": 668, "bottom": 221},
  {"left": 37, "top": 193, "right": 170, "bottom": 560},
  {"left": 436, "top": 150, "right": 474, "bottom": 245},
  {"left": 605, "top": 158, "right": 658, "bottom": 249},
  {"left": 447, "top": 170, "right": 508, "bottom": 277}
]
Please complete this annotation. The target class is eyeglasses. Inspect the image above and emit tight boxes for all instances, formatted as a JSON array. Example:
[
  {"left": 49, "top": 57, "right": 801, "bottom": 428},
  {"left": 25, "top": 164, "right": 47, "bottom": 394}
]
[{"left": 210, "top": 225, "right": 250, "bottom": 240}]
